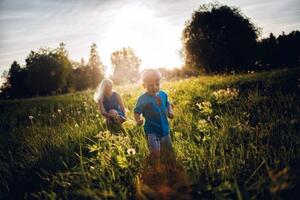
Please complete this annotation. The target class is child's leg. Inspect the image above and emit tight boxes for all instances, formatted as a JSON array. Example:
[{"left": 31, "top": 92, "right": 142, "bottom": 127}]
[
  {"left": 160, "top": 134, "right": 177, "bottom": 170},
  {"left": 147, "top": 134, "right": 161, "bottom": 157},
  {"left": 160, "top": 134, "right": 173, "bottom": 151}
]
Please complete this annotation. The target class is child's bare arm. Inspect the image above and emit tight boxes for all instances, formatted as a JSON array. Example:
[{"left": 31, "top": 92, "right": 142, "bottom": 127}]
[
  {"left": 134, "top": 112, "right": 143, "bottom": 126},
  {"left": 167, "top": 104, "right": 174, "bottom": 119}
]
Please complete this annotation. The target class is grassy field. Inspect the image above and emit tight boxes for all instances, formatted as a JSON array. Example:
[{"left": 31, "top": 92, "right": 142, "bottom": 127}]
[{"left": 0, "top": 67, "right": 299, "bottom": 199}]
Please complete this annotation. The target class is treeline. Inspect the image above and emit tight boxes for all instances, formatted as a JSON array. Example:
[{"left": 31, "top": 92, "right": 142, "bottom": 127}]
[
  {"left": 182, "top": 3, "right": 300, "bottom": 73},
  {"left": 0, "top": 44, "right": 141, "bottom": 99},
  {"left": 257, "top": 32, "right": 300, "bottom": 70}
]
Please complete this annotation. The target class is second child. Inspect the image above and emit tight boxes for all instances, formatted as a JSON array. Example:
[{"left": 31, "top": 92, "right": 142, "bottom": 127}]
[{"left": 134, "top": 69, "right": 174, "bottom": 157}]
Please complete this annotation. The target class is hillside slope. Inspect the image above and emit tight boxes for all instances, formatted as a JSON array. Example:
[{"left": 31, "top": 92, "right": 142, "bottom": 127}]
[{"left": 0, "top": 67, "right": 299, "bottom": 199}]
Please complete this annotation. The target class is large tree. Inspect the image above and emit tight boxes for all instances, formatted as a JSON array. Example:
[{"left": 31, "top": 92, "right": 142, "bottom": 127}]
[
  {"left": 182, "top": 3, "right": 259, "bottom": 73},
  {"left": 25, "top": 47, "right": 72, "bottom": 96},
  {"left": 111, "top": 47, "right": 141, "bottom": 84}
]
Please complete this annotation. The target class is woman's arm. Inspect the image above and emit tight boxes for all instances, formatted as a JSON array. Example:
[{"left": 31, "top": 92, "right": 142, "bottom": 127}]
[
  {"left": 116, "top": 93, "right": 126, "bottom": 117},
  {"left": 98, "top": 98, "right": 110, "bottom": 118}
]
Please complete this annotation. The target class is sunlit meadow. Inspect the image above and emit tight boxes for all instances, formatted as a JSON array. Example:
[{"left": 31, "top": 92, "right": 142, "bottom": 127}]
[{"left": 0, "top": 67, "right": 299, "bottom": 199}]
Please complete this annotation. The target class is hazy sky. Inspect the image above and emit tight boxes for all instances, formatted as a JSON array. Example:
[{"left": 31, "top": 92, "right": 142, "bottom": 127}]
[{"left": 0, "top": 0, "right": 299, "bottom": 84}]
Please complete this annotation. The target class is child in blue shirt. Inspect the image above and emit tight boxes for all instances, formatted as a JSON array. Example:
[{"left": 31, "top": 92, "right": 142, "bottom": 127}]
[
  {"left": 94, "top": 79, "right": 126, "bottom": 125},
  {"left": 134, "top": 69, "right": 174, "bottom": 157}
]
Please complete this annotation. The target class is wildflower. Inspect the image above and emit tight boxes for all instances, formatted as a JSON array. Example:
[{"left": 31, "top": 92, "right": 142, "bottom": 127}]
[
  {"left": 57, "top": 109, "right": 62, "bottom": 113},
  {"left": 28, "top": 115, "right": 34, "bottom": 120},
  {"left": 197, "top": 119, "right": 210, "bottom": 132},
  {"left": 127, "top": 148, "right": 136, "bottom": 155},
  {"left": 75, "top": 123, "right": 79, "bottom": 128},
  {"left": 174, "top": 131, "right": 182, "bottom": 138},
  {"left": 95, "top": 131, "right": 103, "bottom": 138},
  {"left": 116, "top": 155, "right": 128, "bottom": 168},
  {"left": 90, "top": 166, "right": 95, "bottom": 170},
  {"left": 202, "top": 134, "right": 211, "bottom": 142},
  {"left": 123, "top": 119, "right": 135, "bottom": 129},
  {"left": 213, "top": 87, "right": 239, "bottom": 104},
  {"left": 196, "top": 101, "right": 213, "bottom": 115}
]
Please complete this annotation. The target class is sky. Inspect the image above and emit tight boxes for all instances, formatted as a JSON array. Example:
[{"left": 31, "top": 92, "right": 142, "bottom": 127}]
[{"left": 0, "top": 0, "right": 299, "bottom": 85}]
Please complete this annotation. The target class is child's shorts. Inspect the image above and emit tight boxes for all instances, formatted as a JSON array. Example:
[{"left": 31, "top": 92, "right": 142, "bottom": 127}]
[{"left": 146, "top": 133, "right": 172, "bottom": 153}]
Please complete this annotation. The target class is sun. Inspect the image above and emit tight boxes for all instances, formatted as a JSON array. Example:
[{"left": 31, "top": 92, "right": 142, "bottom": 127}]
[{"left": 99, "top": 2, "right": 183, "bottom": 74}]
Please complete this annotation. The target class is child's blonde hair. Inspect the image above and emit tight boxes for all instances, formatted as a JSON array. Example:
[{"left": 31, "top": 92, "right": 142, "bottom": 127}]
[
  {"left": 94, "top": 79, "right": 113, "bottom": 103},
  {"left": 141, "top": 69, "right": 162, "bottom": 83}
]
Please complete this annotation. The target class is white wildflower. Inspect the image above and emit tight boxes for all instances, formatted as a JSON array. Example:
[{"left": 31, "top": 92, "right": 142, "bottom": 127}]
[{"left": 127, "top": 148, "right": 136, "bottom": 155}]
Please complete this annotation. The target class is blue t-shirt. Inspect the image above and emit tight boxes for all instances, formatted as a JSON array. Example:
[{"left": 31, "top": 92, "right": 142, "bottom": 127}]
[
  {"left": 134, "top": 90, "right": 170, "bottom": 137},
  {"left": 103, "top": 91, "right": 125, "bottom": 118}
]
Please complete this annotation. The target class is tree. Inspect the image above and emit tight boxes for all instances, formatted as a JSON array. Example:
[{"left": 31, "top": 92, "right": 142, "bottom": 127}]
[
  {"left": 111, "top": 47, "right": 141, "bottom": 84},
  {"left": 257, "top": 31, "right": 300, "bottom": 70},
  {"left": 56, "top": 42, "right": 69, "bottom": 58},
  {"left": 257, "top": 33, "right": 279, "bottom": 70},
  {"left": 25, "top": 47, "right": 72, "bottom": 96},
  {"left": 182, "top": 3, "right": 259, "bottom": 73},
  {"left": 0, "top": 61, "right": 28, "bottom": 98},
  {"left": 87, "top": 43, "right": 104, "bottom": 89},
  {"left": 277, "top": 31, "right": 300, "bottom": 68},
  {"left": 69, "top": 59, "right": 91, "bottom": 91}
]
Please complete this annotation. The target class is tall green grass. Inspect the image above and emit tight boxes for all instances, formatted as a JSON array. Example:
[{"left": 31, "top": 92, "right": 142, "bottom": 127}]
[{"left": 0, "top": 68, "right": 299, "bottom": 199}]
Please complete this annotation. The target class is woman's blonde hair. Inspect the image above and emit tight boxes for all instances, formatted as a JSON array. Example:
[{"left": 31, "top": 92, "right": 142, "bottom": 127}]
[{"left": 93, "top": 79, "right": 113, "bottom": 103}]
